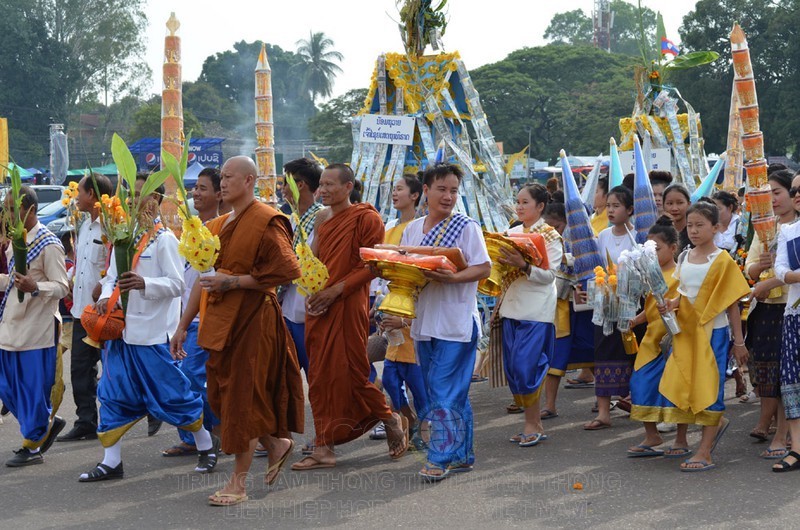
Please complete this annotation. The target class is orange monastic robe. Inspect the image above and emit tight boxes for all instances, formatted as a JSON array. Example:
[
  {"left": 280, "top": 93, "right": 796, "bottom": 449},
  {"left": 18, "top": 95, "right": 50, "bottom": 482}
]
[
  {"left": 305, "top": 203, "right": 392, "bottom": 447},
  {"left": 198, "top": 200, "right": 304, "bottom": 454}
]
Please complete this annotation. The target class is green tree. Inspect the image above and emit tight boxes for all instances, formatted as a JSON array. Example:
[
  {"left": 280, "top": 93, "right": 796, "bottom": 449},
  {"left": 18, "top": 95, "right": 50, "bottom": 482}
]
[
  {"left": 128, "top": 100, "right": 204, "bottom": 142},
  {"left": 544, "top": 9, "right": 592, "bottom": 45},
  {"left": 471, "top": 44, "right": 636, "bottom": 160},
  {"left": 308, "top": 88, "right": 368, "bottom": 163},
  {"left": 543, "top": 1, "right": 657, "bottom": 57},
  {"left": 0, "top": 0, "right": 148, "bottom": 165},
  {"left": 295, "top": 31, "right": 344, "bottom": 101}
]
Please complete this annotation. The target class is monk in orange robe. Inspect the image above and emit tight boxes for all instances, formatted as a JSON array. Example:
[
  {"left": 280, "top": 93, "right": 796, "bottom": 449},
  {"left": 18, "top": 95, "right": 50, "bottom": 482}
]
[
  {"left": 292, "top": 163, "right": 408, "bottom": 471},
  {"left": 171, "top": 156, "right": 304, "bottom": 506}
]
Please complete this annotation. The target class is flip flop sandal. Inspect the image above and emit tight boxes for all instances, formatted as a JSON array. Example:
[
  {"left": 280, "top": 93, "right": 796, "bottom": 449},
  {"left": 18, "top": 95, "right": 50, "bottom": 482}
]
[
  {"left": 291, "top": 455, "right": 336, "bottom": 471},
  {"left": 208, "top": 491, "right": 249, "bottom": 506},
  {"left": 506, "top": 404, "right": 523, "bottom": 414},
  {"left": 447, "top": 463, "right": 474, "bottom": 474},
  {"left": 471, "top": 375, "right": 488, "bottom": 383},
  {"left": 540, "top": 409, "right": 559, "bottom": 420},
  {"left": 509, "top": 433, "right": 524, "bottom": 443},
  {"left": 627, "top": 444, "right": 665, "bottom": 457},
  {"left": 583, "top": 419, "right": 611, "bottom": 431},
  {"left": 761, "top": 447, "right": 789, "bottom": 460},
  {"left": 564, "top": 379, "right": 594, "bottom": 389},
  {"left": 680, "top": 459, "right": 716, "bottom": 472},
  {"left": 664, "top": 447, "right": 692, "bottom": 459},
  {"left": 389, "top": 415, "right": 410, "bottom": 460},
  {"left": 301, "top": 444, "right": 315, "bottom": 455},
  {"left": 265, "top": 440, "right": 295, "bottom": 485},
  {"left": 419, "top": 462, "right": 450, "bottom": 482},
  {"left": 161, "top": 444, "right": 197, "bottom": 457},
  {"left": 750, "top": 429, "right": 769, "bottom": 442},
  {"left": 519, "top": 433, "right": 548, "bottom": 447},
  {"left": 711, "top": 418, "right": 730, "bottom": 453}
]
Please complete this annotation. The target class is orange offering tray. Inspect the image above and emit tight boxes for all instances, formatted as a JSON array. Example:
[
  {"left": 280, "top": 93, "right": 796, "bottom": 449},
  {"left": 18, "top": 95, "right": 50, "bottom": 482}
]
[
  {"left": 376, "top": 244, "right": 468, "bottom": 271},
  {"left": 360, "top": 247, "right": 459, "bottom": 318},
  {"left": 479, "top": 231, "right": 548, "bottom": 297}
]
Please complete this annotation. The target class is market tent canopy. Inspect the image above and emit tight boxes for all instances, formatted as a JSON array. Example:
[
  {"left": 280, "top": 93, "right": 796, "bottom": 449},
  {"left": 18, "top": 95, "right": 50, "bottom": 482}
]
[
  {"left": 67, "top": 163, "right": 118, "bottom": 177},
  {"left": 183, "top": 161, "right": 206, "bottom": 187},
  {"left": 5, "top": 163, "right": 34, "bottom": 181}
]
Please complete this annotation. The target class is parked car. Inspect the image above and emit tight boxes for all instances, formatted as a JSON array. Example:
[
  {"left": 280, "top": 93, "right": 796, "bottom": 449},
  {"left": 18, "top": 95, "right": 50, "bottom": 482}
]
[{"left": 31, "top": 185, "right": 65, "bottom": 211}]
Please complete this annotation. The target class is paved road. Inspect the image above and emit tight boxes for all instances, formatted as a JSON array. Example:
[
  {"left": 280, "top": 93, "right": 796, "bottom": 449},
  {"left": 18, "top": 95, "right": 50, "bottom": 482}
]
[{"left": 0, "top": 354, "right": 797, "bottom": 529}]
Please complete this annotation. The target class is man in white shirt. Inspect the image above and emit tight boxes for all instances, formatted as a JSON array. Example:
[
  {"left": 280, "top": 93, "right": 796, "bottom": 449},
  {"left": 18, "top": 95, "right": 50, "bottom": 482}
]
[
  {"left": 79, "top": 175, "right": 217, "bottom": 482},
  {"left": 399, "top": 164, "right": 491, "bottom": 482},
  {"left": 0, "top": 186, "right": 69, "bottom": 466},
  {"left": 57, "top": 173, "right": 114, "bottom": 442},
  {"left": 162, "top": 167, "right": 222, "bottom": 457}
]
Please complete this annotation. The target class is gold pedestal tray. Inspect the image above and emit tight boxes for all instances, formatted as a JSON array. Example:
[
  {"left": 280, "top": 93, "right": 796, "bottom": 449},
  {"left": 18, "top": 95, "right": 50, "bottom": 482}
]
[
  {"left": 479, "top": 232, "right": 543, "bottom": 297},
  {"left": 374, "top": 261, "right": 429, "bottom": 319}
]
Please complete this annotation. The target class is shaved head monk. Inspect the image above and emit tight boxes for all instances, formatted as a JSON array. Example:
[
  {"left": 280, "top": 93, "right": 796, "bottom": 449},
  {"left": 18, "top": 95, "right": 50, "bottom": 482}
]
[
  {"left": 171, "top": 155, "right": 304, "bottom": 506},
  {"left": 292, "top": 163, "right": 408, "bottom": 471}
]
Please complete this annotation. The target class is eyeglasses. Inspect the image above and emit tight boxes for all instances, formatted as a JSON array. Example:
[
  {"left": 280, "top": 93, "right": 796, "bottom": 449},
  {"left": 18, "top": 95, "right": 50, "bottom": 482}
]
[{"left": 790, "top": 187, "right": 800, "bottom": 198}]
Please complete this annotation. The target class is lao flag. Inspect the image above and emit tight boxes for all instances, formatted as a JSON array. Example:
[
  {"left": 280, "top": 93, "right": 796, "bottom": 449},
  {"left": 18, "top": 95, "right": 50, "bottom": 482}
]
[{"left": 661, "top": 37, "right": 680, "bottom": 57}]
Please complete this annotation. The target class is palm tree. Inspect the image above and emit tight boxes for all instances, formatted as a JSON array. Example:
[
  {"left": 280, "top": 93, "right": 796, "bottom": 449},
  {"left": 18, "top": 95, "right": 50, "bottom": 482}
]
[{"left": 295, "top": 31, "right": 344, "bottom": 102}]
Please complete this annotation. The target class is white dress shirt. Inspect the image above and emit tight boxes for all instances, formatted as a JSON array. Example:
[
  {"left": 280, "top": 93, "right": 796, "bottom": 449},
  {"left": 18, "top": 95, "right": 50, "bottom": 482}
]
[
  {"left": 0, "top": 223, "right": 69, "bottom": 351},
  {"left": 70, "top": 216, "right": 107, "bottom": 319},
  {"left": 498, "top": 221, "right": 563, "bottom": 323},
  {"left": 101, "top": 231, "right": 185, "bottom": 346},
  {"left": 401, "top": 217, "right": 491, "bottom": 343},
  {"left": 775, "top": 221, "right": 800, "bottom": 316}
]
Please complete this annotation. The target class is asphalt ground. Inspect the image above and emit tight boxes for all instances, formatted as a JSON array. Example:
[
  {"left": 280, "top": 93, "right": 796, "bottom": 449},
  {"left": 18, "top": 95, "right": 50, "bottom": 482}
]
[{"left": 0, "top": 354, "right": 797, "bottom": 529}]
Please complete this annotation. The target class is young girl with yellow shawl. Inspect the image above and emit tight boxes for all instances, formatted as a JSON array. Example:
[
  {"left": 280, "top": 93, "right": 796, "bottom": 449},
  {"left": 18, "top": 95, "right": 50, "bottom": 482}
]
[{"left": 658, "top": 202, "right": 750, "bottom": 472}]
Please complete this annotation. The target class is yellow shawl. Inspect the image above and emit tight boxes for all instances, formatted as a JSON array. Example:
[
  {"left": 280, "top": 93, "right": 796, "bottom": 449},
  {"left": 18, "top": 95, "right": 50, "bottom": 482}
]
[
  {"left": 634, "top": 271, "right": 679, "bottom": 371},
  {"left": 659, "top": 251, "right": 750, "bottom": 414}
]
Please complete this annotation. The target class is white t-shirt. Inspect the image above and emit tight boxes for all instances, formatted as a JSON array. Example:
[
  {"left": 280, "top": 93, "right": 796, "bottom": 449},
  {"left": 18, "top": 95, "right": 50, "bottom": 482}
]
[
  {"left": 282, "top": 231, "right": 315, "bottom": 324},
  {"left": 714, "top": 214, "right": 740, "bottom": 251},
  {"left": 675, "top": 248, "right": 728, "bottom": 329},
  {"left": 401, "top": 216, "right": 491, "bottom": 343},
  {"left": 597, "top": 226, "right": 635, "bottom": 266}
]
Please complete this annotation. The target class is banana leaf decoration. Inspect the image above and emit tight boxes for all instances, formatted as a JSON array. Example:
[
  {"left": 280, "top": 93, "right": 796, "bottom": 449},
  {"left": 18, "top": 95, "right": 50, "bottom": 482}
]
[{"left": 3, "top": 162, "right": 30, "bottom": 302}]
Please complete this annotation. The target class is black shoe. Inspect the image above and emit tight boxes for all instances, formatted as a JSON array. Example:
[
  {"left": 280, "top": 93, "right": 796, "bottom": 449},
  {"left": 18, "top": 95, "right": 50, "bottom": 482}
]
[
  {"left": 0, "top": 404, "right": 9, "bottom": 416},
  {"left": 195, "top": 435, "right": 220, "bottom": 473},
  {"left": 79, "top": 462, "right": 124, "bottom": 482},
  {"left": 57, "top": 425, "right": 98, "bottom": 442},
  {"left": 40, "top": 416, "right": 66, "bottom": 454},
  {"left": 147, "top": 415, "right": 163, "bottom": 437},
  {"left": 6, "top": 448, "right": 44, "bottom": 467}
]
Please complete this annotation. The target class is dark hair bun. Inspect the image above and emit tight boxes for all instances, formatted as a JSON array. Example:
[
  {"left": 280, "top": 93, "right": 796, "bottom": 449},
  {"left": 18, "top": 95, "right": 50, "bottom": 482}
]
[{"left": 655, "top": 215, "right": 674, "bottom": 227}]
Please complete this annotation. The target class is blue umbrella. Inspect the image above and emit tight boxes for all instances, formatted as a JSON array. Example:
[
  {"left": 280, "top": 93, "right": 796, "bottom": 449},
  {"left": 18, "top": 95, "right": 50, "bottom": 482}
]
[
  {"left": 609, "top": 138, "right": 624, "bottom": 190},
  {"left": 690, "top": 156, "right": 725, "bottom": 203},
  {"left": 633, "top": 137, "right": 658, "bottom": 244},
  {"left": 561, "top": 150, "right": 604, "bottom": 280}
]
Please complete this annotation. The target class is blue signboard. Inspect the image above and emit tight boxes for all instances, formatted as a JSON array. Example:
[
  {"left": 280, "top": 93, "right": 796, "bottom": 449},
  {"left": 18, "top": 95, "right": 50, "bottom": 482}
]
[{"left": 128, "top": 138, "right": 225, "bottom": 171}]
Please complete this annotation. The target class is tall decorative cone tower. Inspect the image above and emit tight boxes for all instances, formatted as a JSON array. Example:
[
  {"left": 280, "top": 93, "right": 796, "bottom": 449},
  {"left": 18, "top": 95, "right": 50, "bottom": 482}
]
[
  {"left": 255, "top": 43, "right": 277, "bottom": 204},
  {"left": 161, "top": 13, "right": 184, "bottom": 171}
]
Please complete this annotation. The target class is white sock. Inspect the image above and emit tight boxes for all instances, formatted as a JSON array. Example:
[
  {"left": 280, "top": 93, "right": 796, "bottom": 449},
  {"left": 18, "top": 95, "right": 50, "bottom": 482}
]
[
  {"left": 29, "top": 447, "right": 40, "bottom": 454},
  {"left": 101, "top": 442, "right": 122, "bottom": 468},
  {"left": 191, "top": 428, "right": 212, "bottom": 452}
]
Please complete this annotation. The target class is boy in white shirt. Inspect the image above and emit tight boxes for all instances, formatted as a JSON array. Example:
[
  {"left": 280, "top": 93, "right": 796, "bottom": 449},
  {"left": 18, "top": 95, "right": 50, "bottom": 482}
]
[
  {"left": 79, "top": 176, "right": 217, "bottom": 482},
  {"left": 400, "top": 164, "right": 491, "bottom": 481}
]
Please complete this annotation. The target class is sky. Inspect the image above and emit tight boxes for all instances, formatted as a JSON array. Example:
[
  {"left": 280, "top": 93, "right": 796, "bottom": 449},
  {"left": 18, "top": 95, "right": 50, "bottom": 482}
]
[{"left": 143, "top": 0, "right": 701, "bottom": 100}]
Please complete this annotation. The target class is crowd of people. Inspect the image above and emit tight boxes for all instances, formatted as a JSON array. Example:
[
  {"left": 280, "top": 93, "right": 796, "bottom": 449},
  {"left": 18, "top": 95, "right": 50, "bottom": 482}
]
[{"left": 1, "top": 155, "right": 799, "bottom": 506}]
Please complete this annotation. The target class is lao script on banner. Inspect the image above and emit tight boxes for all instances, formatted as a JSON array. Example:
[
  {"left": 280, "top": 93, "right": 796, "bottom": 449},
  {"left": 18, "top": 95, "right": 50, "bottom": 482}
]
[
  {"left": 359, "top": 115, "right": 415, "bottom": 146},
  {"left": 618, "top": 148, "right": 671, "bottom": 172}
]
